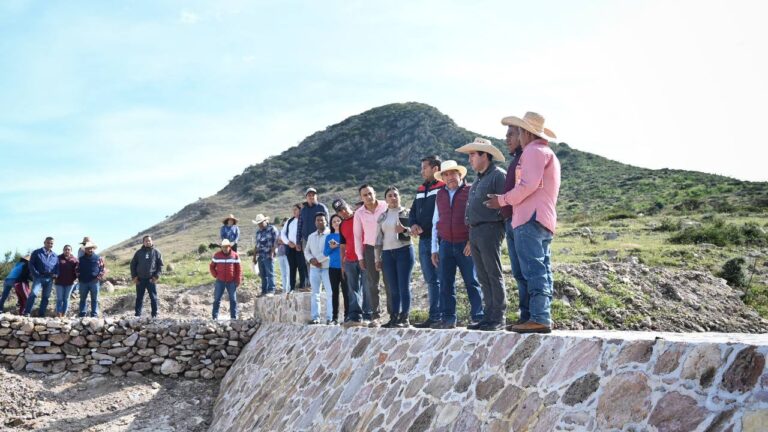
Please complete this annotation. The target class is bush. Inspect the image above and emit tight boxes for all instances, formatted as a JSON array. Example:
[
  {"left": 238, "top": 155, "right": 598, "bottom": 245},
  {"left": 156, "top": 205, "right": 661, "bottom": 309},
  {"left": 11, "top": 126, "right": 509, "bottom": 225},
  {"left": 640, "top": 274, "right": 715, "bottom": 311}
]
[
  {"left": 720, "top": 257, "right": 747, "bottom": 287},
  {"left": 653, "top": 218, "right": 679, "bottom": 232},
  {"left": 669, "top": 221, "right": 768, "bottom": 247},
  {"left": 197, "top": 244, "right": 208, "bottom": 254}
]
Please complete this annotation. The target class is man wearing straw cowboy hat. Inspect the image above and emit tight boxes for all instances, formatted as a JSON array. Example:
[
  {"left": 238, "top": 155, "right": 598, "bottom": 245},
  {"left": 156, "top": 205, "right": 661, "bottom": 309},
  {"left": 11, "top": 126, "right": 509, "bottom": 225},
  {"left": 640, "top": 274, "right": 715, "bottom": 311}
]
[
  {"left": 428, "top": 160, "right": 484, "bottom": 329},
  {"left": 456, "top": 138, "right": 508, "bottom": 331},
  {"left": 220, "top": 214, "right": 241, "bottom": 252},
  {"left": 76, "top": 241, "right": 106, "bottom": 317},
  {"left": 253, "top": 213, "right": 279, "bottom": 297},
  {"left": 486, "top": 111, "right": 560, "bottom": 334},
  {"left": 209, "top": 239, "right": 242, "bottom": 320}
]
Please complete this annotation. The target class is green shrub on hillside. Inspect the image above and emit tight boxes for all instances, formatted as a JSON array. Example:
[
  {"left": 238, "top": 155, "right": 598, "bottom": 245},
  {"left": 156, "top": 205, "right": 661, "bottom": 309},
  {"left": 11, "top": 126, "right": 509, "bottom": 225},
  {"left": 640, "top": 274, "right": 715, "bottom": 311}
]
[
  {"left": 720, "top": 257, "right": 747, "bottom": 287},
  {"left": 669, "top": 220, "right": 768, "bottom": 247}
]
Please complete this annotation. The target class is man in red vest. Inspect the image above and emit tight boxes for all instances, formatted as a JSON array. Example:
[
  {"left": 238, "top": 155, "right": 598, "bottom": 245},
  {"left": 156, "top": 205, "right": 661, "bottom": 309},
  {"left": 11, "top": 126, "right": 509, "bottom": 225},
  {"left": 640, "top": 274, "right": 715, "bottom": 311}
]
[{"left": 429, "top": 160, "right": 484, "bottom": 329}]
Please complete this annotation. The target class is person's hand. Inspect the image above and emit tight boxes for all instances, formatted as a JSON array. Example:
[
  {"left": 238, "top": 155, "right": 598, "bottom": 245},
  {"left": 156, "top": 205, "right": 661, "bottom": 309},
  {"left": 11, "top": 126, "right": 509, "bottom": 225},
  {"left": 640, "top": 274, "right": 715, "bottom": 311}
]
[
  {"left": 463, "top": 243, "right": 472, "bottom": 257},
  {"left": 271, "top": 251, "right": 276, "bottom": 259},
  {"left": 484, "top": 194, "right": 503, "bottom": 209},
  {"left": 395, "top": 222, "right": 407, "bottom": 234},
  {"left": 132, "top": 277, "right": 138, "bottom": 285},
  {"left": 310, "top": 258, "right": 320, "bottom": 268},
  {"left": 341, "top": 267, "right": 346, "bottom": 280},
  {"left": 431, "top": 253, "right": 439, "bottom": 267},
  {"left": 150, "top": 277, "right": 157, "bottom": 284},
  {"left": 358, "top": 259, "right": 366, "bottom": 271},
  {"left": 295, "top": 244, "right": 302, "bottom": 252},
  {"left": 329, "top": 240, "right": 339, "bottom": 249},
  {"left": 375, "top": 261, "right": 382, "bottom": 272},
  {"left": 288, "top": 241, "right": 296, "bottom": 249},
  {"left": 410, "top": 224, "right": 423, "bottom": 236}
]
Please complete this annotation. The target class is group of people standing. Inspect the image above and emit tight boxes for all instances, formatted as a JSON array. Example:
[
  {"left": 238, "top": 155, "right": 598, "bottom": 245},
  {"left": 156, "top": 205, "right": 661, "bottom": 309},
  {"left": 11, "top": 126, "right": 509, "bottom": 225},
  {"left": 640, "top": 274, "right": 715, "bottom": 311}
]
[{"left": 236, "top": 111, "right": 561, "bottom": 334}]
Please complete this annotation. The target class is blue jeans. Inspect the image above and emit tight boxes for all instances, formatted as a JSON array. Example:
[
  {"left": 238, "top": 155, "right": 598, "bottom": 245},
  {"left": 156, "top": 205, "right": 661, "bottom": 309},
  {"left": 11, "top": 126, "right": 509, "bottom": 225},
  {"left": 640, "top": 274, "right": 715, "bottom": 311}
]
[
  {"left": 381, "top": 245, "right": 415, "bottom": 316},
  {"left": 213, "top": 280, "right": 238, "bottom": 319},
  {"left": 55, "top": 284, "right": 75, "bottom": 315},
  {"left": 343, "top": 260, "right": 365, "bottom": 321},
  {"left": 512, "top": 214, "right": 554, "bottom": 326},
  {"left": 24, "top": 276, "right": 54, "bottom": 316},
  {"left": 506, "top": 220, "right": 529, "bottom": 322},
  {"left": 1, "top": 279, "right": 15, "bottom": 311},
  {"left": 135, "top": 278, "right": 159, "bottom": 317},
  {"left": 277, "top": 255, "right": 290, "bottom": 292},
  {"left": 439, "top": 240, "right": 484, "bottom": 323},
  {"left": 78, "top": 281, "right": 100, "bottom": 317},
  {"left": 258, "top": 256, "right": 276, "bottom": 294},
  {"left": 309, "top": 267, "right": 333, "bottom": 321},
  {"left": 419, "top": 239, "right": 441, "bottom": 321}
]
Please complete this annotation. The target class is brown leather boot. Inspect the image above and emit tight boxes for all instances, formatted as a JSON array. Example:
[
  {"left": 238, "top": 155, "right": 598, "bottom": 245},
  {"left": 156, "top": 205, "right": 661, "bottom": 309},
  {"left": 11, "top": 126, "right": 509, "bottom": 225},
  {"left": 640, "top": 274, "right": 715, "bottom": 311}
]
[{"left": 509, "top": 321, "right": 552, "bottom": 334}]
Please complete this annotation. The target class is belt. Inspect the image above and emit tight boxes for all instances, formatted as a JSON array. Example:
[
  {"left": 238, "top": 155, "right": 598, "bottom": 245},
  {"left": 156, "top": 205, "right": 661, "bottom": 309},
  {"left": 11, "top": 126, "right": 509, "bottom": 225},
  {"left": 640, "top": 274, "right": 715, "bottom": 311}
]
[{"left": 470, "top": 221, "right": 503, "bottom": 228}]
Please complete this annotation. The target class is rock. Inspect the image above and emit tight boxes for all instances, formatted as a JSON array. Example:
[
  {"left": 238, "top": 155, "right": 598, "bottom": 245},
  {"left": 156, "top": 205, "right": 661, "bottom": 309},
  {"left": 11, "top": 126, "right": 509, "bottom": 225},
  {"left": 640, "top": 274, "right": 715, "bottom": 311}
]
[
  {"left": 184, "top": 370, "right": 200, "bottom": 378},
  {"left": 743, "top": 410, "right": 768, "bottom": 432},
  {"left": 132, "top": 362, "right": 153, "bottom": 372},
  {"left": 1, "top": 348, "right": 24, "bottom": 356},
  {"left": 681, "top": 345, "right": 722, "bottom": 383},
  {"left": 24, "top": 353, "right": 65, "bottom": 362},
  {"left": 26, "top": 362, "right": 52, "bottom": 373},
  {"left": 48, "top": 333, "right": 69, "bottom": 345},
  {"left": 213, "top": 367, "right": 228, "bottom": 379},
  {"left": 91, "top": 352, "right": 116, "bottom": 362},
  {"left": 648, "top": 392, "right": 707, "bottom": 432},
  {"left": 102, "top": 281, "right": 115, "bottom": 293},
  {"left": 721, "top": 346, "right": 765, "bottom": 393},
  {"left": 604, "top": 232, "right": 619, "bottom": 240},
  {"left": 91, "top": 364, "right": 109, "bottom": 374},
  {"left": 201, "top": 369, "right": 214, "bottom": 379},
  {"left": 475, "top": 376, "right": 504, "bottom": 401},
  {"left": 597, "top": 372, "right": 651, "bottom": 429},
  {"left": 12, "top": 356, "right": 26, "bottom": 371},
  {"left": 616, "top": 341, "right": 654, "bottom": 365},
  {"left": 425, "top": 374, "right": 454, "bottom": 398},
  {"left": 107, "top": 347, "right": 131, "bottom": 356},
  {"left": 123, "top": 332, "right": 139, "bottom": 347},
  {"left": 562, "top": 373, "right": 600, "bottom": 406},
  {"left": 70, "top": 336, "right": 88, "bottom": 347},
  {"left": 160, "top": 359, "right": 184, "bottom": 375},
  {"left": 155, "top": 344, "right": 170, "bottom": 357}
]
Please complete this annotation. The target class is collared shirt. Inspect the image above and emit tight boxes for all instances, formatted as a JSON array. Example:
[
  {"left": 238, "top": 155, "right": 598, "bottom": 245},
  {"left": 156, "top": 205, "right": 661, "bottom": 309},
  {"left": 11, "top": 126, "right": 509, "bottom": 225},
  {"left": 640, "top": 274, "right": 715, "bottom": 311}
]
[
  {"left": 499, "top": 139, "right": 561, "bottom": 233},
  {"left": 466, "top": 165, "right": 506, "bottom": 226},
  {"left": 255, "top": 224, "right": 279, "bottom": 258},
  {"left": 304, "top": 228, "right": 331, "bottom": 268},
  {"left": 30, "top": 247, "right": 59, "bottom": 279},
  {"left": 501, "top": 148, "right": 523, "bottom": 220},
  {"left": 353, "top": 200, "right": 387, "bottom": 258},
  {"left": 220, "top": 225, "right": 240, "bottom": 244}
]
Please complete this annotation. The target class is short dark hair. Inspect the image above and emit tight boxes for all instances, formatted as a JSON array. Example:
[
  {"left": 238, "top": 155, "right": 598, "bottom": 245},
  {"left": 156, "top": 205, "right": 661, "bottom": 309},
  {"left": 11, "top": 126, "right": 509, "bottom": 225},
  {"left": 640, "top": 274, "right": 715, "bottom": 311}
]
[
  {"left": 358, "top": 183, "right": 373, "bottom": 194},
  {"left": 421, "top": 155, "right": 442, "bottom": 169},
  {"left": 142, "top": 235, "right": 152, "bottom": 241},
  {"left": 45, "top": 237, "right": 54, "bottom": 242},
  {"left": 64, "top": 244, "right": 72, "bottom": 250},
  {"left": 293, "top": 203, "right": 303, "bottom": 211},
  {"left": 314, "top": 212, "right": 328, "bottom": 221},
  {"left": 384, "top": 185, "right": 399, "bottom": 197}
]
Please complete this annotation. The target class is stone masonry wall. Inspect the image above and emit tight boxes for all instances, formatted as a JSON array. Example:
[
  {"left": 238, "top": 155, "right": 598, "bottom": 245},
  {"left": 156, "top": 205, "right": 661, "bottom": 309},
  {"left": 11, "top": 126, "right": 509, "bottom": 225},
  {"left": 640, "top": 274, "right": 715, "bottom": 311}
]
[
  {"left": 0, "top": 315, "right": 258, "bottom": 379},
  {"left": 208, "top": 297, "right": 768, "bottom": 431}
]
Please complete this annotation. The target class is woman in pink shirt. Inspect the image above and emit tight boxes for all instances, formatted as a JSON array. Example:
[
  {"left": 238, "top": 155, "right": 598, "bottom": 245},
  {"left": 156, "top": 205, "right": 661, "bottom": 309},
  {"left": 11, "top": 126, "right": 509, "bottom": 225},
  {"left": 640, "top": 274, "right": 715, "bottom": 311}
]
[{"left": 488, "top": 112, "right": 560, "bottom": 334}]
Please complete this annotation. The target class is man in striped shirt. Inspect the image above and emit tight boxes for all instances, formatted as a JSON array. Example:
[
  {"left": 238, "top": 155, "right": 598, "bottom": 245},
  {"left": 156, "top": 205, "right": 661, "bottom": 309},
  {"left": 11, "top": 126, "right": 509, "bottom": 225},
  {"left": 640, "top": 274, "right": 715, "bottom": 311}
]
[{"left": 209, "top": 239, "right": 242, "bottom": 320}]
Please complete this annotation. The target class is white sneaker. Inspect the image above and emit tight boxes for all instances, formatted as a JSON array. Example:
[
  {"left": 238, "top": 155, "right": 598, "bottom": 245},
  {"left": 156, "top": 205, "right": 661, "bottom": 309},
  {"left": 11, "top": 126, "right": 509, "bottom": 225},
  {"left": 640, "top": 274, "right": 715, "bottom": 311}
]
[{"left": 266, "top": 293, "right": 275, "bottom": 298}]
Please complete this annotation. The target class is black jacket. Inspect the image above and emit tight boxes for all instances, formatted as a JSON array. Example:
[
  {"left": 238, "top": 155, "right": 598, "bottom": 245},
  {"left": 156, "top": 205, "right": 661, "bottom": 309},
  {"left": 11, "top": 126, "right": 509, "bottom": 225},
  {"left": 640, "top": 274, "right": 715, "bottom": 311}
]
[{"left": 409, "top": 179, "right": 445, "bottom": 238}]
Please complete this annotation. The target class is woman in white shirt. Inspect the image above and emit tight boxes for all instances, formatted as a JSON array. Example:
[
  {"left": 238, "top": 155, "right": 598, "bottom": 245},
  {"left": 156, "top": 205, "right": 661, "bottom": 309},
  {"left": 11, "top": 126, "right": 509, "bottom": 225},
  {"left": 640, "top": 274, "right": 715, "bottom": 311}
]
[{"left": 375, "top": 186, "right": 415, "bottom": 328}]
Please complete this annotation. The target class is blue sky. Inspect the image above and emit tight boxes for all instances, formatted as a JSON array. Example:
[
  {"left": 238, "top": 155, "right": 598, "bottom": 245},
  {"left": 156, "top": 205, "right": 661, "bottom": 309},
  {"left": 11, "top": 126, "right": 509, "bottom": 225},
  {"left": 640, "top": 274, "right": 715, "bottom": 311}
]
[{"left": 2, "top": 0, "right": 767, "bottom": 254}]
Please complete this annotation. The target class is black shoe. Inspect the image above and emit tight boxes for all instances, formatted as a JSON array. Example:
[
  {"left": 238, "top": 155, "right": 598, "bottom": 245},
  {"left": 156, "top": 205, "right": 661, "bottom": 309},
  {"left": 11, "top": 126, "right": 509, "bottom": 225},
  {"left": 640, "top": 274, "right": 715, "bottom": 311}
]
[
  {"left": 429, "top": 321, "right": 445, "bottom": 329},
  {"left": 436, "top": 321, "right": 457, "bottom": 329},
  {"left": 382, "top": 314, "right": 399, "bottom": 328},
  {"left": 308, "top": 319, "right": 320, "bottom": 325},
  {"left": 414, "top": 319, "right": 438, "bottom": 329},
  {"left": 467, "top": 320, "right": 488, "bottom": 330},
  {"left": 479, "top": 321, "right": 505, "bottom": 331},
  {"left": 396, "top": 314, "right": 410, "bottom": 328}
]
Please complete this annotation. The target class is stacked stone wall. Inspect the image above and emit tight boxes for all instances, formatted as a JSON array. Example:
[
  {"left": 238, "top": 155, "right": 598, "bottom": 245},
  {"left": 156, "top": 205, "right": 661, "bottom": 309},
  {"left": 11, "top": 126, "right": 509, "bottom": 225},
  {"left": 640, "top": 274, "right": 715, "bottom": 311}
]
[
  {"left": 207, "top": 296, "right": 768, "bottom": 431},
  {"left": 0, "top": 315, "right": 258, "bottom": 379}
]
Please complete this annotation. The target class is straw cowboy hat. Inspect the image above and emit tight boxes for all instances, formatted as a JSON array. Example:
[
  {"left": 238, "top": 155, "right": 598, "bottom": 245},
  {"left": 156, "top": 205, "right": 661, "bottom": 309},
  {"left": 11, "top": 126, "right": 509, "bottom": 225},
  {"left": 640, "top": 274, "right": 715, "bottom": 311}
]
[
  {"left": 222, "top": 214, "right": 239, "bottom": 224},
  {"left": 80, "top": 236, "right": 91, "bottom": 245},
  {"left": 83, "top": 241, "right": 98, "bottom": 249},
  {"left": 251, "top": 214, "right": 269, "bottom": 225},
  {"left": 434, "top": 160, "right": 468, "bottom": 182},
  {"left": 456, "top": 137, "right": 506, "bottom": 163},
  {"left": 220, "top": 239, "right": 232, "bottom": 247},
  {"left": 501, "top": 111, "right": 557, "bottom": 141}
]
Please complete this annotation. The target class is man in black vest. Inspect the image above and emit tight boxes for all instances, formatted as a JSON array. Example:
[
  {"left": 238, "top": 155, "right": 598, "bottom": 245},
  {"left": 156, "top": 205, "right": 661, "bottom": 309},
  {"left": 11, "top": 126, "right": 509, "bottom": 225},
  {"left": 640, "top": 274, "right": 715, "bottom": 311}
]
[
  {"left": 409, "top": 155, "right": 445, "bottom": 328},
  {"left": 429, "top": 160, "right": 484, "bottom": 329}
]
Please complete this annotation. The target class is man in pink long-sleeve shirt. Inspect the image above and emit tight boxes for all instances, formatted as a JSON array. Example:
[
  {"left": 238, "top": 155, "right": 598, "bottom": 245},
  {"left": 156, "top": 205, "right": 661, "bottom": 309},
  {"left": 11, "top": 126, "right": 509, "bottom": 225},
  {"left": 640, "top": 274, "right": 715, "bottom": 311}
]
[
  {"left": 487, "top": 111, "right": 560, "bottom": 334},
  {"left": 354, "top": 184, "right": 390, "bottom": 326}
]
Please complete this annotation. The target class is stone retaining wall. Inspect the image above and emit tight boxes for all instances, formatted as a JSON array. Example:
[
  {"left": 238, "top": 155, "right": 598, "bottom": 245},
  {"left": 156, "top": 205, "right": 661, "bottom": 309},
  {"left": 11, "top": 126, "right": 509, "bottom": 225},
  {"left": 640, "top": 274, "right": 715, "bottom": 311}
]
[
  {"left": 207, "top": 298, "right": 768, "bottom": 431},
  {"left": 0, "top": 315, "right": 258, "bottom": 379}
]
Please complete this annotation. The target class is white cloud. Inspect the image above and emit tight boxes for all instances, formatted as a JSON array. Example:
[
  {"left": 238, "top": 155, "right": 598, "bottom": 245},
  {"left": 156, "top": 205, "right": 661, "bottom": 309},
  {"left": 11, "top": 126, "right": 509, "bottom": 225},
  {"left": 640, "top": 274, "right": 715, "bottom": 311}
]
[{"left": 180, "top": 10, "right": 199, "bottom": 24}]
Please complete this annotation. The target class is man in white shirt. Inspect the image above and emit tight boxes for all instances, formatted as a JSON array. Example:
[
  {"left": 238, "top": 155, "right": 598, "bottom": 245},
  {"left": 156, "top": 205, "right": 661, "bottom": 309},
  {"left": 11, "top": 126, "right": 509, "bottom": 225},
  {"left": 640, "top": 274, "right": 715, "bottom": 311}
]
[{"left": 304, "top": 213, "right": 333, "bottom": 324}]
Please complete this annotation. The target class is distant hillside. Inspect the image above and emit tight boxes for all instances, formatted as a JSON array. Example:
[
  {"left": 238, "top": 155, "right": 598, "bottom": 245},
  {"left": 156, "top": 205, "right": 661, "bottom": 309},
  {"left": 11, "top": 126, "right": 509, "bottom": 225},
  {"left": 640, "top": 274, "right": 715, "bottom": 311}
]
[{"left": 106, "top": 102, "right": 767, "bottom": 258}]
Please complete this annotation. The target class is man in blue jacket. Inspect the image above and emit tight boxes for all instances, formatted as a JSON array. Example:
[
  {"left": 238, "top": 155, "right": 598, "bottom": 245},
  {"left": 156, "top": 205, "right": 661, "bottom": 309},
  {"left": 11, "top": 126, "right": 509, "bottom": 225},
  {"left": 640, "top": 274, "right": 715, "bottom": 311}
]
[
  {"left": 77, "top": 242, "right": 106, "bottom": 317},
  {"left": 296, "top": 188, "right": 329, "bottom": 290},
  {"left": 409, "top": 155, "right": 445, "bottom": 328},
  {"left": 23, "top": 237, "right": 59, "bottom": 317}
]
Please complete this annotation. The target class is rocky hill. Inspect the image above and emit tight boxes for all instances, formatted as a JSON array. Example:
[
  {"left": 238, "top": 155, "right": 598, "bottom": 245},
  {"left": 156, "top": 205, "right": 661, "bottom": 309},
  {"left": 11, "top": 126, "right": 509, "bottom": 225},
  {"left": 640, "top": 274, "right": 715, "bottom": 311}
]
[{"left": 106, "top": 102, "right": 767, "bottom": 259}]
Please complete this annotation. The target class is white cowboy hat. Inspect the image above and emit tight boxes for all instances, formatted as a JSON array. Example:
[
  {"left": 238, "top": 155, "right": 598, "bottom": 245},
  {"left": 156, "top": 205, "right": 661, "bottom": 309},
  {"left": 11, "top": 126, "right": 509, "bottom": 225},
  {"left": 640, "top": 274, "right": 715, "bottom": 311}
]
[
  {"left": 220, "top": 239, "right": 232, "bottom": 247},
  {"left": 501, "top": 111, "right": 557, "bottom": 141},
  {"left": 222, "top": 214, "right": 239, "bottom": 224},
  {"left": 251, "top": 214, "right": 269, "bottom": 225},
  {"left": 434, "top": 160, "right": 467, "bottom": 182},
  {"left": 456, "top": 137, "right": 506, "bottom": 163},
  {"left": 83, "top": 241, "right": 98, "bottom": 249}
]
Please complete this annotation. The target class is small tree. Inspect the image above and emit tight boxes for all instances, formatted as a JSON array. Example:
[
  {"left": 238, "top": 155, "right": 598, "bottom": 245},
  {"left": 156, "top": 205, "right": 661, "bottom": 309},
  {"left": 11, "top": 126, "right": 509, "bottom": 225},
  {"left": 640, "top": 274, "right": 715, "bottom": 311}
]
[
  {"left": 197, "top": 244, "right": 208, "bottom": 255},
  {"left": 720, "top": 257, "right": 746, "bottom": 288}
]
